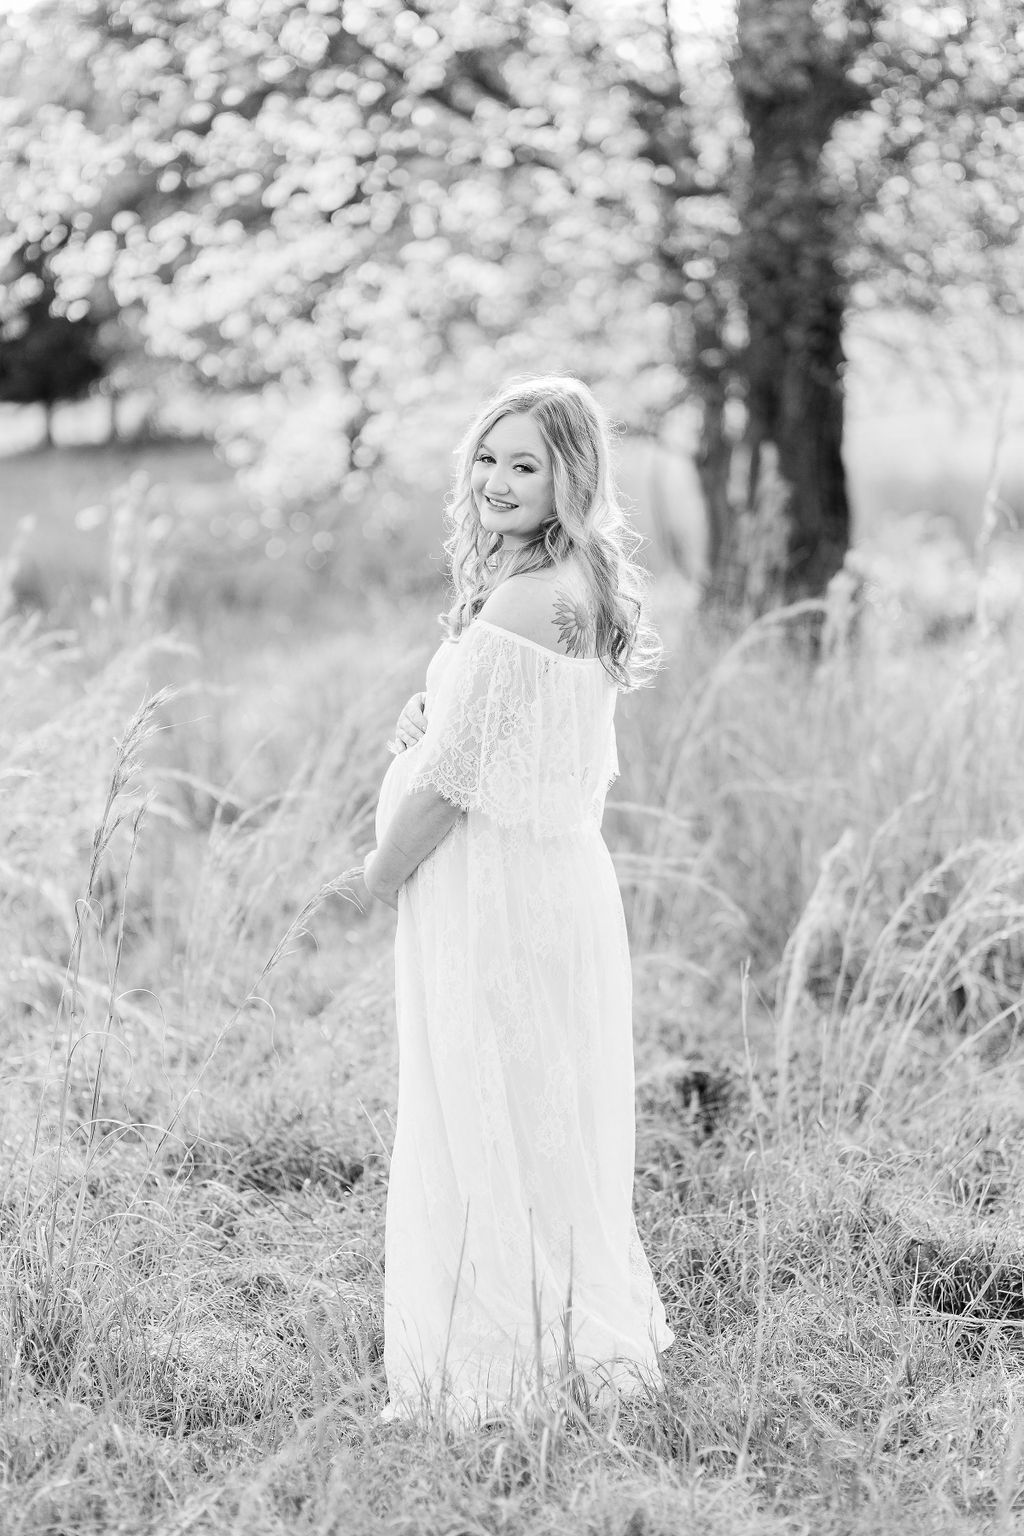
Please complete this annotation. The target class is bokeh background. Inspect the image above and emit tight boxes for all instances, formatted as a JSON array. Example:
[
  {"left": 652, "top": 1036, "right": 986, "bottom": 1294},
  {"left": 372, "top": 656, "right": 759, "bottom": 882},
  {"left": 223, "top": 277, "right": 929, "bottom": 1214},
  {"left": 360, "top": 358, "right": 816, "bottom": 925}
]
[
  {"left": 3, "top": 3, "right": 1024, "bottom": 1533},
  {"left": 2, "top": 0, "right": 1023, "bottom": 626}
]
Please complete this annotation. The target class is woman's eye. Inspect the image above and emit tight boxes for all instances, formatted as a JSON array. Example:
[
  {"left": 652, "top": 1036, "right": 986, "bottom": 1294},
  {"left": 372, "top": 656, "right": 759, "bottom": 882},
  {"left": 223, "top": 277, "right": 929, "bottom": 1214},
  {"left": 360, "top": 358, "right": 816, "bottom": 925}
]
[
  {"left": 514, "top": 465, "right": 534, "bottom": 474},
  {"left": 475, "top": 453, "right": 494, "bottom": 464}
]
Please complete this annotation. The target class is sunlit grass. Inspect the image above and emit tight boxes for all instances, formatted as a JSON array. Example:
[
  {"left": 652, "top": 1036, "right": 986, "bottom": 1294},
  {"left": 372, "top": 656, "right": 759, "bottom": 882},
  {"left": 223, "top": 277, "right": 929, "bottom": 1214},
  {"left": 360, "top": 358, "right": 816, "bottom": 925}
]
[{"left": 2, "top": 459, "right": 1024, "bottom": 1533}]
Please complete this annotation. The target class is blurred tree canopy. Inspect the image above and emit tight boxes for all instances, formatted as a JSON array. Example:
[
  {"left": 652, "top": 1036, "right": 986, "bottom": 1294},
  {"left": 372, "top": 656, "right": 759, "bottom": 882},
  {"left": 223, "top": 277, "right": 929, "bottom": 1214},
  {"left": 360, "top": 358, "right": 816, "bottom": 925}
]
[
  {"left": 1, "top": 0, "right": 1021, "bottom": 605},
  {"left": 0, "top": 238, "right": 107, "bottom": 442}
]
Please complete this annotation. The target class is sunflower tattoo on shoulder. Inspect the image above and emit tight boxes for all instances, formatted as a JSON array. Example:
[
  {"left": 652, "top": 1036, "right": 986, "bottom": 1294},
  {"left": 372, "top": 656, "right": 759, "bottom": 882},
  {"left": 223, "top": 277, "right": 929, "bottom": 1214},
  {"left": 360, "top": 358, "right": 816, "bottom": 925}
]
[{"left": 551, "top": 587, "right": 598, "bottom": 658}]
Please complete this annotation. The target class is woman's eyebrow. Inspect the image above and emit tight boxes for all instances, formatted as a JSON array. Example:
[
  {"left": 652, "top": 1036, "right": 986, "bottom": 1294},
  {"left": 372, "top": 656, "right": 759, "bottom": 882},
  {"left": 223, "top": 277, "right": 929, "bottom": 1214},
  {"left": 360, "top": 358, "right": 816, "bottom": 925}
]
[{"left": 479, "top": 440, "right": 543, "bottom": 463}]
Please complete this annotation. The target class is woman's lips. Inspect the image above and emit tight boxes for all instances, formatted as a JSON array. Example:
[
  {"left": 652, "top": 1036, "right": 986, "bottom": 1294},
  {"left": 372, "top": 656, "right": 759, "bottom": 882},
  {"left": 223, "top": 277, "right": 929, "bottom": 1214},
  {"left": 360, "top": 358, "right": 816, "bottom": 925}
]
[{"left": 485, "top": 496, "right": 518, "bottom": 511}]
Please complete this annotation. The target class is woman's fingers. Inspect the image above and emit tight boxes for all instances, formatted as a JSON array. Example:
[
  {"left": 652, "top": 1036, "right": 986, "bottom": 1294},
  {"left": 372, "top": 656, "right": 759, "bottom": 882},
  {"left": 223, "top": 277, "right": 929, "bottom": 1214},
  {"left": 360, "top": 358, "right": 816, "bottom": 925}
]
[
  {"left": 394, "top": 692, "right": 428, "bottom": 749},
  {"left": 388, "top": 692, "right": 428, "bottom": 751}
]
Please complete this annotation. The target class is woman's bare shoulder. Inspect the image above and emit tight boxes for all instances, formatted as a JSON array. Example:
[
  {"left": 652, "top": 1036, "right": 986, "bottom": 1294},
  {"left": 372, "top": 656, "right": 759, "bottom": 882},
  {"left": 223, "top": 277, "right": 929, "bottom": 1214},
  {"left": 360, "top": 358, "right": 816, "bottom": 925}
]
[{"left": 480, "top": 562, "right": 598, "bottom": 658}]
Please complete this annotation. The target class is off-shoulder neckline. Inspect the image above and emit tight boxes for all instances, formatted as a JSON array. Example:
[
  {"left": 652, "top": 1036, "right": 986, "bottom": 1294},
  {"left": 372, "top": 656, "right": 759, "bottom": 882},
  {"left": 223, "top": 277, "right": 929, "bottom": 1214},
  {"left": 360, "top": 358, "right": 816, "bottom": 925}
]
[{"left": 472, "top": 618, "right": 605, "bottom": 664}]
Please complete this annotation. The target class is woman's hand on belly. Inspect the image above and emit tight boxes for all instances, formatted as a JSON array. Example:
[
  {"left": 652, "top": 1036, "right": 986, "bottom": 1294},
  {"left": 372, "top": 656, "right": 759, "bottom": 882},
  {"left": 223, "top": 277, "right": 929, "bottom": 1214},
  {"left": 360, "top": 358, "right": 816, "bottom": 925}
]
[{"left": 387, "top": 690, "right": 428, "bottom": 755}]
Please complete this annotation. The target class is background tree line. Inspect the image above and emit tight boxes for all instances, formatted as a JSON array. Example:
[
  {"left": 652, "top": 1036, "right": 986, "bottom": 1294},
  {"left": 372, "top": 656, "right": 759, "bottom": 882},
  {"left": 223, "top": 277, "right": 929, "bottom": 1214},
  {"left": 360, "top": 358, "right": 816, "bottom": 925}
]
[{"left": 1, "top": 0, "right": 1021, "bottom": 608}]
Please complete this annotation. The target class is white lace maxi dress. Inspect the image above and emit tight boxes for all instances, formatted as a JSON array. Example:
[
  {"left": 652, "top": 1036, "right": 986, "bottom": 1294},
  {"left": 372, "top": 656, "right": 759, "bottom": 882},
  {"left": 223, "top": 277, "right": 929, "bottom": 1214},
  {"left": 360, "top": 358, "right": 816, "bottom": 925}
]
[{"left": 374, "top": 617, "right": 673, "bottom": 1423}]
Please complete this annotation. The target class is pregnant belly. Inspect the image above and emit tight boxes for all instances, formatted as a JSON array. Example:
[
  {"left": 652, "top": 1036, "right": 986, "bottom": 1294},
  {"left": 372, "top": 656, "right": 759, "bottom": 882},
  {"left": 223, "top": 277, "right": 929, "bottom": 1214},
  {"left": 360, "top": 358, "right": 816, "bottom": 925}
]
[{"left": 374, "top": 743, "right": 423, "bottom": 843}]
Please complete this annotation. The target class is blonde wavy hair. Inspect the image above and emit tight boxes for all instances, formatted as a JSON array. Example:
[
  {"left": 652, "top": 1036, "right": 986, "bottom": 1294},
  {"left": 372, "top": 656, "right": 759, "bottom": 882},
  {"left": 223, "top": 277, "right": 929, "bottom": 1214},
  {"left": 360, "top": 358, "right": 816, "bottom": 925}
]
[{"left": 439, "top": 375, "right": 661, "bottom": 691}]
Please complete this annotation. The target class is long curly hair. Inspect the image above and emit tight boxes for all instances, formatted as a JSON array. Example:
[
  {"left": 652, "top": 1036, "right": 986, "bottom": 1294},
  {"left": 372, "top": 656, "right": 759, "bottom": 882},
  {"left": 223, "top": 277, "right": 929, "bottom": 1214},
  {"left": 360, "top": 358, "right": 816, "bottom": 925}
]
[{"left": 439, "top": 374, "right": 661, "bottom": 691}]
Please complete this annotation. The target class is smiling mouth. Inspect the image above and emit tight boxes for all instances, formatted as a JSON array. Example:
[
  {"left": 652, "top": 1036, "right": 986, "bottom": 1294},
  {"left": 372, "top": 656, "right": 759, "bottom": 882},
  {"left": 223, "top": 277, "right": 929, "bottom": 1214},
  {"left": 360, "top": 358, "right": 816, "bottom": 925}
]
[{"left": 484, "top": 495, "right": 518, "bottom": 511}]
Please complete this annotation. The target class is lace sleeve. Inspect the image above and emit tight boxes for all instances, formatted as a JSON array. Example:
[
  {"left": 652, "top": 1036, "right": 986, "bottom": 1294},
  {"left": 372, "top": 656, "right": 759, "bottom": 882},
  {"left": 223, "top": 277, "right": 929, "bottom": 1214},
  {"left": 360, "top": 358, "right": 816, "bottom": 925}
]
[{"left": 402, "top": 622, "right": 604, "bottom": 837}]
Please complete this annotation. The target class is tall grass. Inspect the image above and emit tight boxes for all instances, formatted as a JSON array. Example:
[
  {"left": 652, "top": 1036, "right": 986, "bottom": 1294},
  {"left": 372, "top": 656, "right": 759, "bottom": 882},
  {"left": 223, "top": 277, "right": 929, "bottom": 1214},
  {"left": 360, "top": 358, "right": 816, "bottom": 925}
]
[{"left": 2, "top": 484, "right": 1024, "bottom": 1533}]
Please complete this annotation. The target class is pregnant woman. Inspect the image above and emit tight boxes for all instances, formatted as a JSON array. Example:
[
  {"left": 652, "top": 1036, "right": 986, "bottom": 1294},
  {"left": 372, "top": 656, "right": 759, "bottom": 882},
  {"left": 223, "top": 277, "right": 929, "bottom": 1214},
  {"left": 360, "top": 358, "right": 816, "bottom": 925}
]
[{"left": 362, "top": 374, "right": 674, "bottom": 1427}]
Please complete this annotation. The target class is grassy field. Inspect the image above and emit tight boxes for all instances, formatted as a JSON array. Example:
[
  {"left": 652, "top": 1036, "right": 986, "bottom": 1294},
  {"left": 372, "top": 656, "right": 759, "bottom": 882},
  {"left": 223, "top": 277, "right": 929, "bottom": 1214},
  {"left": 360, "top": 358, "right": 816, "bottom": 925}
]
[{"left": 2, "top": 435, "right": 1024, "bottom": 1535}]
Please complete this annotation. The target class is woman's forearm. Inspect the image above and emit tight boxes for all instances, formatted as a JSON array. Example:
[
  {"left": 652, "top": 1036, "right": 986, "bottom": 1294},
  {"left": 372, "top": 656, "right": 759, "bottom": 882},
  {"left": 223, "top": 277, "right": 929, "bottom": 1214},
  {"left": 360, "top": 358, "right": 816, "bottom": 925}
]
[{"left": 367, "top": 785, "right": 464, "bottom": 902}]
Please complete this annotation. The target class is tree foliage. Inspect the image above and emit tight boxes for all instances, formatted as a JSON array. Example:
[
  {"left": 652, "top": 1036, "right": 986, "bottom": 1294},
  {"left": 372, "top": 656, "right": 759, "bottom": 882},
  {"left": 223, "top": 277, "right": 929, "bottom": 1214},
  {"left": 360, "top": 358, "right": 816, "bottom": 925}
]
[
  {"left": 1, "top": 0, "right": 1021, "bottom": 600},
  {"left": 0, "top": 241, "right": 107, "bottom": 441}
]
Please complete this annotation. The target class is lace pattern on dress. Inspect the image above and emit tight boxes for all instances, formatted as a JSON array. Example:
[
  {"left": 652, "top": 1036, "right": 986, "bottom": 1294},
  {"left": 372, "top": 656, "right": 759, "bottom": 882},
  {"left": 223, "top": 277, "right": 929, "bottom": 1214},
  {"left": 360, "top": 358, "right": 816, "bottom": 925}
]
[{"left": 403, "top": 622, "right": 619, "bottom": 840}]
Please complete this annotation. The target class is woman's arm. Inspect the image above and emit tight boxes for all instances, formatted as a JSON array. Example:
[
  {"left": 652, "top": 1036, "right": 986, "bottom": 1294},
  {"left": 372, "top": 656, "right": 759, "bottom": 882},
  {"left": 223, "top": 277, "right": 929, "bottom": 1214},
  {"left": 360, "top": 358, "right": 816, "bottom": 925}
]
[{"left": 364, "top": 785, "right": 463, "bottom": 908}]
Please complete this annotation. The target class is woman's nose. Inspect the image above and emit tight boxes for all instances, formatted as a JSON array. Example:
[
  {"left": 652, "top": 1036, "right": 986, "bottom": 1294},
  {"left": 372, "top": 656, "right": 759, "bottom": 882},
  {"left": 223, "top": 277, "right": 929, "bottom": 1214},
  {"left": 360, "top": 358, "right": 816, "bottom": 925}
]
[{"left": 486, "top": 464, "right": 510, "bottom": 492}]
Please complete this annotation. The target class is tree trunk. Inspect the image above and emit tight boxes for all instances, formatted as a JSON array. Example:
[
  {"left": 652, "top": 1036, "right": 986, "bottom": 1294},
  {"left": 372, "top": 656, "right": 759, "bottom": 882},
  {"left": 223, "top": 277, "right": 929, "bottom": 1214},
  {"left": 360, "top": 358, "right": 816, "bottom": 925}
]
[
  {"left": 42, "top": 400, "right": 54, "bottom": 448},
  {"left": 691, "top": 299, "right": 735, "bottom": 597},
  {"left": 710, "top": 0, "right": 869, "bottom": 612}
]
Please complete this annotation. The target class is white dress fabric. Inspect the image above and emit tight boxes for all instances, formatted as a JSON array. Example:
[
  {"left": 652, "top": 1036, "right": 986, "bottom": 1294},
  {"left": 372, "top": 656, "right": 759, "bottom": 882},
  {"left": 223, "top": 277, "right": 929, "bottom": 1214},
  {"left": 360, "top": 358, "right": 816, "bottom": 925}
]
[{"left": 374, "top": 617, "right": 673, "bottom": 1426}]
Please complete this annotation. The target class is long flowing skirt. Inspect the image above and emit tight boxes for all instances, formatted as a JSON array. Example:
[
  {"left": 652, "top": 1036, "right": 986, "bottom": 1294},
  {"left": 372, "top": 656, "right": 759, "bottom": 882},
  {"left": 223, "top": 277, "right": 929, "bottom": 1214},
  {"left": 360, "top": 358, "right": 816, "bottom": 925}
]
[{"left": 376, "top": 762, "right": 673, "bottom": 1427}]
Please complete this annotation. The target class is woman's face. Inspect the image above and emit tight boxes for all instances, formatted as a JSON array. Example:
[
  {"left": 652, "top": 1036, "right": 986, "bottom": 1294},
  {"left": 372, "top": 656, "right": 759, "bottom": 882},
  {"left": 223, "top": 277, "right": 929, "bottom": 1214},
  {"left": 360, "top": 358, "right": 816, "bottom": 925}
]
[{"left": 471, "top": 412, "right": 555, "bottom": 548}]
